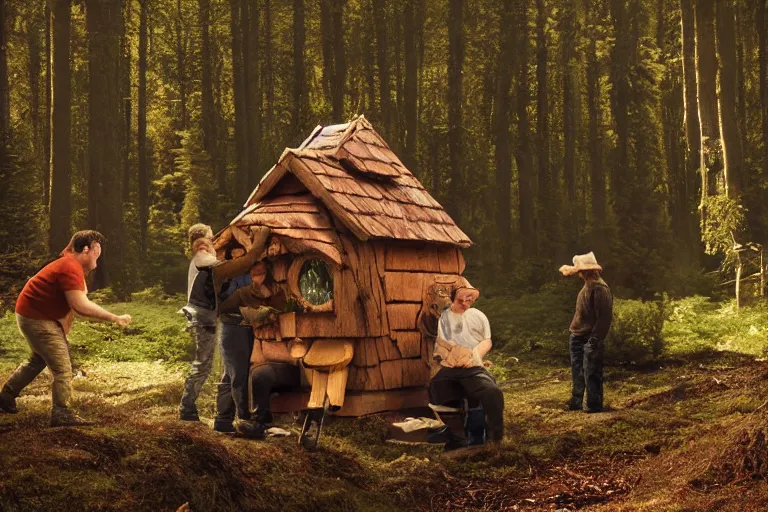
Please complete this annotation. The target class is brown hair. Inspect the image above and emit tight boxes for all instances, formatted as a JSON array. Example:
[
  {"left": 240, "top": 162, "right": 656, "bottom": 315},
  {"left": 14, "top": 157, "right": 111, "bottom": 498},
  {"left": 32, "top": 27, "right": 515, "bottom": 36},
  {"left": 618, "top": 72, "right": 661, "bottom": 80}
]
[
  {"left": 61, "top": 230, "right": 106, "bottom": 255},
  {"left": 579, "top": 269, "right": 602, "bottom": 282}
]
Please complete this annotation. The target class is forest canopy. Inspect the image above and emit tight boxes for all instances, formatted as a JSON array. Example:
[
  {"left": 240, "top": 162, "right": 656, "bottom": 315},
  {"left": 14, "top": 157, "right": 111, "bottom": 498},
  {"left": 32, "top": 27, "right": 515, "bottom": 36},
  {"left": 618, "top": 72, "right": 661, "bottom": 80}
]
[{"left": 0, "top": 0, "right": 765, "bottom": 299}]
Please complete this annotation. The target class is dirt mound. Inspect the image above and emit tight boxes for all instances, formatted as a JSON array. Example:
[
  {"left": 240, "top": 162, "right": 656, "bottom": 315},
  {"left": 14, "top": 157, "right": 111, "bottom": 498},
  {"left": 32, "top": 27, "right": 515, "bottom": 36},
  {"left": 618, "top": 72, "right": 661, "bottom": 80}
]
[{"left": 692, "top": 422, "right": 768, "bottom": 490}]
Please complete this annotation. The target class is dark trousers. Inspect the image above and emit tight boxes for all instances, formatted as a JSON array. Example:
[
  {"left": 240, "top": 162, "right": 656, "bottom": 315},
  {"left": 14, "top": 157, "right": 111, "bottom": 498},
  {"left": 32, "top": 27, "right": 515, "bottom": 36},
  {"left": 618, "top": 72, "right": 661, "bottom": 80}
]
[
  {"left": 179, "top": 324, "right": 217, "bottom": 416},
  {"left": 217, "top": 322, "right": 254, "bottom": 421},
  {"left": 250, "top": 363, "right": 300, "bottom": 423},
  {"left": 569, "top": 334, "right": 604, "bottom": 410},
  {"left": 429, "top": 367, "right": 505, "bottom": 441}
]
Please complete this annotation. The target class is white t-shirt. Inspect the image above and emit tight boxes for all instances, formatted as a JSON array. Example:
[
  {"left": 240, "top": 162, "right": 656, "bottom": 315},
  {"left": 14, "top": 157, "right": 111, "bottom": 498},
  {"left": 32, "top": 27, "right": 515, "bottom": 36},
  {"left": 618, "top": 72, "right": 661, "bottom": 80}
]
[{"left": 438, "top": 308, "right": 491, "bottom": 349}]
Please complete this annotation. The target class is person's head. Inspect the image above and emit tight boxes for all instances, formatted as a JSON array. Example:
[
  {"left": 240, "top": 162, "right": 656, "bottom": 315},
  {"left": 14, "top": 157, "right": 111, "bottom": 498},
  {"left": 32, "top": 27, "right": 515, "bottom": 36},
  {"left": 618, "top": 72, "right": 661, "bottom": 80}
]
[
  {"left": 250, "top": 260, "right": 268, "bottom": 287},
  {"left": 188, "top": 223, "right": 213, "bottom": 250},
  {"left": 62, "top": 230, "right": 106, "bottom": 271},
  {"left": 192, "top": 236, "right": 215, "bottom": 256},
  {"left": 450, "top": 286, "right": 480, "bottom": 314},
  {"left": 579, "top": 269, "right": 601, "bottom": 283}
]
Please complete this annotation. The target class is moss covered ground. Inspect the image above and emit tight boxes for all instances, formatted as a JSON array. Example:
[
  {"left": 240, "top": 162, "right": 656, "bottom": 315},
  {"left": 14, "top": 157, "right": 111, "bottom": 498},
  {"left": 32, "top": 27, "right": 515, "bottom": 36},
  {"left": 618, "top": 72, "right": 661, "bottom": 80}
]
[{"left": 1, "top": 290, "right": 768, "bottom": 511}]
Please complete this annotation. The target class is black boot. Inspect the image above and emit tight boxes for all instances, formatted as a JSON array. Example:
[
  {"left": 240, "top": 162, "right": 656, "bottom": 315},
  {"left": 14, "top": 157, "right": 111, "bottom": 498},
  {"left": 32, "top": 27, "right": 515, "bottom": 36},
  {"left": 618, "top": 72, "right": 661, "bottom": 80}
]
[{"left": 0, "top": 389, "right": 18, "bottom": 414}]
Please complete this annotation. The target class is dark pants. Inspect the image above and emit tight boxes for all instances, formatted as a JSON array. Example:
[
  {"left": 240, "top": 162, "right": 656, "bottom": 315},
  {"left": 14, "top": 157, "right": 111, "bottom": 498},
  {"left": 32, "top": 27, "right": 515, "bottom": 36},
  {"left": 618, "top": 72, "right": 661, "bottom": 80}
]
[
  {"left": 569, "top": 334, "right": 604, "bottom": 411},
  {"left": 179, "top": 324, "right": 217, "bottom": 416},
  {"left": 429, "top": 367, "right": 505, "bottom": 441},
  {"left": 217, "top": 322, "right": 254, "bottom": 421},
  {"left": 250, "top": 363, "right": 300, "bottom": 423}
]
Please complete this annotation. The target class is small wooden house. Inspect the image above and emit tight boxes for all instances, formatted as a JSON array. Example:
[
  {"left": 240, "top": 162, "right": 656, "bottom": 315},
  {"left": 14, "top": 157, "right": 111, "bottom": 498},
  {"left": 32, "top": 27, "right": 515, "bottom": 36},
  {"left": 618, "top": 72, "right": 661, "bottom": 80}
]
[{"left": 214, "top": 115, "right": 471, "bottom": 416}]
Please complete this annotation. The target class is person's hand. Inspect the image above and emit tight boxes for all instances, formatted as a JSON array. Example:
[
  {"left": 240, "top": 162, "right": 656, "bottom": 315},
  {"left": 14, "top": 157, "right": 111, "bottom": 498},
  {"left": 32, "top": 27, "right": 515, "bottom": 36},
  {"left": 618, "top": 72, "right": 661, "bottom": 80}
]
[
  {"left": 483, "top": 360, "right": 494, "bottom": 368},
  {"left": 114, "top": 314, "right": 132, "bottom": 328}
]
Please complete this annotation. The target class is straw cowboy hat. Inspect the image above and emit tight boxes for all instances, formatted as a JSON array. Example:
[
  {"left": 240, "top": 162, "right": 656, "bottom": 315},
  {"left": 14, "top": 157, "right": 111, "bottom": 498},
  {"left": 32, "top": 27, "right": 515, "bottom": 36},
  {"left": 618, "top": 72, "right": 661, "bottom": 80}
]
[{"left": 559, "top": 252, "right": 603, "bottom": 277}]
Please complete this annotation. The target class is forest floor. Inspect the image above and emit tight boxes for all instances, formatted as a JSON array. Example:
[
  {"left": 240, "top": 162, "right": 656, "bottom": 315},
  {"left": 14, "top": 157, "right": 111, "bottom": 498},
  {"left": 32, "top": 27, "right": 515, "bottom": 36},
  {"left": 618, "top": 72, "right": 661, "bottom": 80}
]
[{"left": 1, "top": 289, "right": 768, "bottom": 511}]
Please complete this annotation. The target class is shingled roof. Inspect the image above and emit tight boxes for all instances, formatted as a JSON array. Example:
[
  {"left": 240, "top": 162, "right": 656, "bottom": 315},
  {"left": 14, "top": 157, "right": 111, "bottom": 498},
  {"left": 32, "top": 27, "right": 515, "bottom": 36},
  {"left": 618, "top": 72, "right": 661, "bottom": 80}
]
[{"left": 238, "top": 115, "right": 471, "bottom": 248}]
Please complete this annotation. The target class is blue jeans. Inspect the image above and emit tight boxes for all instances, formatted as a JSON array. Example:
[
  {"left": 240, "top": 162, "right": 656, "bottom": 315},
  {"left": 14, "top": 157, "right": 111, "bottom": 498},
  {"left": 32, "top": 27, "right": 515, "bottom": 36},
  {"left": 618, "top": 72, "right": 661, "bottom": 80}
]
[
  {"left": 217, "top": 322, "right": 254, "bottom": 421},
  {"left": 569, "top": 334, "right": 604, "bottom": 411}
]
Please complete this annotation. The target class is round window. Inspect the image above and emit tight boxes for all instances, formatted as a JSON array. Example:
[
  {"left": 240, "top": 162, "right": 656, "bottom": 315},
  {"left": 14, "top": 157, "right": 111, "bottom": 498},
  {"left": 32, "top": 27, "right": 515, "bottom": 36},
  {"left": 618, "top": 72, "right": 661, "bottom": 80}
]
[{"left": 298, "top": 259, "right": 334, "bottom": 306}]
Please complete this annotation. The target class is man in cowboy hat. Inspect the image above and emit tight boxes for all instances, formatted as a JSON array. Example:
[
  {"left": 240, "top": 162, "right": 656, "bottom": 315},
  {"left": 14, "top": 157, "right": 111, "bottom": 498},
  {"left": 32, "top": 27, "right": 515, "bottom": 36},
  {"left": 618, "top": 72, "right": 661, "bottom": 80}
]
[
  {"left": 430, "top": 285, "right": 504, "bottom": 444},
  {"left": 559, "top": 252, "right": 613, "bottom": 413}
]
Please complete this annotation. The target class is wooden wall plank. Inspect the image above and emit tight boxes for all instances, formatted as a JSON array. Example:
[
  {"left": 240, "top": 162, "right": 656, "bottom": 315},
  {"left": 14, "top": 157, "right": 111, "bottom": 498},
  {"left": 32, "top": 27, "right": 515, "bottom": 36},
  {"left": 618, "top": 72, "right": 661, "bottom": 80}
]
[
  {"left": 386, "top": 303, "right": 421, "bottom": 330},
  {"left": 437, "top": 247, "right": 460, "bottom": 274},
  {"left": 385, "top": 245, "right": 441, "bottom": 272},
  {"left": 394, "top": 331, "right": 421, "bottom": 358},
  {"left": 373, "top": 242, "right": 387, "bottom": 279},
  {"left": 380, "top": 360, "right": 404, "bottom": 390},
  {"left": 375, "top": 336, "right": 401, "bottom": 361},
  {"left": 352, "top": 338, "right": 379, "bottom": 367},
  {"left": 457, "top": 249, "right": 466, "bottom": 275},
  {"left": 364, "top": 366, "right": 385, "bottom": 391},
  {"left": 402, "top": 358, "right": 430, "bottom": 388},
  {"left": 384, "top": 272, "right": 426, "bottom": 302}
]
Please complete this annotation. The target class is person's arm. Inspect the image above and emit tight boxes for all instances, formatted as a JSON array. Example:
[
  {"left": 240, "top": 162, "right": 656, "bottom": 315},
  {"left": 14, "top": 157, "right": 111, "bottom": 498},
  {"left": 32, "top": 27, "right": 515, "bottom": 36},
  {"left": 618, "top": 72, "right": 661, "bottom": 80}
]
[
  {"left": 589, "top": 286, "right": 613, "bottom": 342},
  {"left": 212, "top": 226, "right": 271, "bottom": 283},
  {"left": 475, "top": 338, "right": 492, "bottom": 359},
  {"left": 218, "top": 287, "right": 245, "bottom": 314},
  {"left": 65, "top": 290, "right": 132, "bottom": 327}
]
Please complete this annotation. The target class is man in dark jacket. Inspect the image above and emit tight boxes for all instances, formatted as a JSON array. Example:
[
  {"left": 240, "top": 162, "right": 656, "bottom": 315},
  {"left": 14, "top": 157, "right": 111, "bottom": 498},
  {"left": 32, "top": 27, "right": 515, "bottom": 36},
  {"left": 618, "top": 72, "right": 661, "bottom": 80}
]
[{"left": 559, "top": 252, "right": 613, "bottom": 413}]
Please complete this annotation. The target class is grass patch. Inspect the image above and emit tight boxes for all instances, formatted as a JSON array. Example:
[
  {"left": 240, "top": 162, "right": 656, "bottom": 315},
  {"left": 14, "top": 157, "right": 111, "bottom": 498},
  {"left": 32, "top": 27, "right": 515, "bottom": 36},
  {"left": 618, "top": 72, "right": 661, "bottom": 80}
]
[{"left": 2, "top": 289, "right": 768, "bottom": 510}]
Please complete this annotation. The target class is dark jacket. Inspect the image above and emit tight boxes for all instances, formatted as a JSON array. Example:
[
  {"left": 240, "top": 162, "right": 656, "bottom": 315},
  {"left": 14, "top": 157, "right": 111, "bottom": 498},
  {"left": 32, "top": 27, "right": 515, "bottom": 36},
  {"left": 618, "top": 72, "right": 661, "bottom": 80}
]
[{"left": 569, "top": 280, "right": 613, "bottom": 342}]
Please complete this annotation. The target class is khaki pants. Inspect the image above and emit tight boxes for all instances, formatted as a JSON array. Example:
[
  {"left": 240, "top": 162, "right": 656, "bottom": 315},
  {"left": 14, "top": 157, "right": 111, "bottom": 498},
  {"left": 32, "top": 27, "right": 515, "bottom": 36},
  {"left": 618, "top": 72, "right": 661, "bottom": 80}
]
[{"left": 3, "top": 314, "right": 73, "bottom": 411}]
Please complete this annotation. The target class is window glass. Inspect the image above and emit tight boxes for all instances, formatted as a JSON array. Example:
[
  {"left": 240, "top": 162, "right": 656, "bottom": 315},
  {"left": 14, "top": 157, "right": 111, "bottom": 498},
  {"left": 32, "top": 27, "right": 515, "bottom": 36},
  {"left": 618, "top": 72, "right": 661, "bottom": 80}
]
[{"left": 298, "top": 259, "right": 334, "bottom": 306}]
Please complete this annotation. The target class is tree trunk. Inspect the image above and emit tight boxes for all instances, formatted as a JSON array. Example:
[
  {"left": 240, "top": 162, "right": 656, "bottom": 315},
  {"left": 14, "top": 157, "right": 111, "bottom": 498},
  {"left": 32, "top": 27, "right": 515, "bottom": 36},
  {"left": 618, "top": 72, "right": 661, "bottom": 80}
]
[
  {"left": 230, "top": 0, "right": 248, "bottom": 193},
  {"left": 244, "top": 0, "right": 261, "bottom": 189},
  {"left": 446, "top": 0, "right": 463, "bottom": 225},
  {"left": 49, "top": 0, "right": 72, "bottom": 254},
  {"left": 694, "top": 0, "right": 722, "bottom": 204},
  {"left": 0, "top": 0, "right": 8, "bottom": 132},
  {"left": 681, "top": 0, "right": 700, "bottom": 241},
  {"left": 760, "top": 0, "right": 768, "bottom": 194},
  {"left": 372, "top": 0, "right": 389, "bottom": 136},
  {"left": 609, "top": 0, "right": 631, "bottom": 226},
  {"left": 86, "top": 0, "right": 124, "bottom": 291},
  {"left": 362, "top": 3, "right": 376, "bottom": 115},
  {"left": 138, "top": 0, "right": 148, "bottom": 254},
  {"left": 536, "top": 0, "right": 554, "bottom": 249},
  {"left": 121, "top": 0, "right": 131, "bottom": 204},
  {"left": 199, "top": 0, "right": 223, "bottom": 195},
  {"left": 320, "top": 0, "right": 333, "bottom": 105},
  {"left": 495, "top": 0, "right": 513, "bottom": 263},
  {"left": 175, "top": 0, "right": 187, "bottom": 130},
  {"left": 584, "top": 0, "right": 604, "bottom": 227},
  {"left": 264, "top": 0, "right": 274, "bottom": 139},
  {"left": 403, "top": 0, "right": 417, "bottom": 171},
  {"left": 715, "top": 0, "right": 742, "bottom": 199},
  {"left": 330, "top": 0, "right": 345, "bottom": 122},
  {"left": 292, "top": 0, "right": 307, "bottom": 140},
  {"left": 516, "top": 0, "right": 535, "bottom": 255},
  {"left": 26, "top": 8, "right": 44, "bottom": 206},
  {"left": 44, "top": 4, "right": 51, "bottom": 212},
  {"left": 562, "top": 1, "right": 578, "bottom": 237}
]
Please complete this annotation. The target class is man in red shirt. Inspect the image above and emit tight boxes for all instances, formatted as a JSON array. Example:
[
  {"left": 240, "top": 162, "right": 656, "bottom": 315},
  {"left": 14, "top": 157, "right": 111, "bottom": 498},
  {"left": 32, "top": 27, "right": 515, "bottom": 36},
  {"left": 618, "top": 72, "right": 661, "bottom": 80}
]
[{"left": 0, "top": 230, "right": 132, "bottom": 426}]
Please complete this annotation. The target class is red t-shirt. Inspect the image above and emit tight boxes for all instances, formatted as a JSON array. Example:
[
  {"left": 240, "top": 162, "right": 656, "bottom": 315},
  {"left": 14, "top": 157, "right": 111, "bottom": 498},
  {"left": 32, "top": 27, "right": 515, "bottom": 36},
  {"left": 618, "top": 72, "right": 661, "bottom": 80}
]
[{"left": 15, "top": 255, "right": 86, "bottom": 321}]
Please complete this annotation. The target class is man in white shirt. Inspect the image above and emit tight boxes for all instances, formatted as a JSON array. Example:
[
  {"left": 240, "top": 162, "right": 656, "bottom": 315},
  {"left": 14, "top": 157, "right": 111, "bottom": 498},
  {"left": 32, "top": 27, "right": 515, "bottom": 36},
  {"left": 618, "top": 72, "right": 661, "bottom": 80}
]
[
  {"left": 179, "top": 224, "right": 218, "bottom": 421},
  {"left": 430, "top": 286, "right": 504, "bottom": 443}
]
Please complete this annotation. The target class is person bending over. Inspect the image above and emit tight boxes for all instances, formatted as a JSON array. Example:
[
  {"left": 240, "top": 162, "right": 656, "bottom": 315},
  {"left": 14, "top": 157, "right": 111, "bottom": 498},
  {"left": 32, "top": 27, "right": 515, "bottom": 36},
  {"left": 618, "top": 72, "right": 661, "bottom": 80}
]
[{"left": 0, "top": 230, "right": 131, "bottom": 426}]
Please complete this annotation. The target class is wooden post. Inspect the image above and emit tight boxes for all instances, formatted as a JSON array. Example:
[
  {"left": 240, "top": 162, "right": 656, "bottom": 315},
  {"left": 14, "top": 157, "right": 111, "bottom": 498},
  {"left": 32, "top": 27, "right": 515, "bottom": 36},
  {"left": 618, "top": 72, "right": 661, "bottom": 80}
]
[
  {"left": 735, "top": 254, "right": 743, "bottom": 309},
  {"left": 761, "top": 248, "right": 765, "bottom": 298}
]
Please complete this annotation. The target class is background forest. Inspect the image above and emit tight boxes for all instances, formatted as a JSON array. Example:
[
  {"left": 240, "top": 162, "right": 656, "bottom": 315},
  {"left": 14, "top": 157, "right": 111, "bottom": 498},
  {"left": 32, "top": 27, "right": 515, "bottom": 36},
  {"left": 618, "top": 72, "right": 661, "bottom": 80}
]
[{"left": 0, "top": 0, "right": 765, "bottom": 300}]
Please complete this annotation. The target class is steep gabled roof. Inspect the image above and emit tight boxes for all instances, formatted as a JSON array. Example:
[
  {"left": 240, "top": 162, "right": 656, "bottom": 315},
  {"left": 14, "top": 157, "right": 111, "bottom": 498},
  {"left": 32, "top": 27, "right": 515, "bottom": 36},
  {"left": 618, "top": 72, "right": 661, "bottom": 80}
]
[{"left": 240, "top": 115, "right": 471, "bottom": 248}]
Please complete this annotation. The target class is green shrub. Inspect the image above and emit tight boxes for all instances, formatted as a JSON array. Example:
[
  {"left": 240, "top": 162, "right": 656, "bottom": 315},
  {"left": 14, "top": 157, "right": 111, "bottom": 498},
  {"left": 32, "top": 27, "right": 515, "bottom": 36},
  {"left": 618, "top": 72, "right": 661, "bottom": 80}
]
[{"left": 605, "top": 299, "right": 666, "bottom": 364}]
